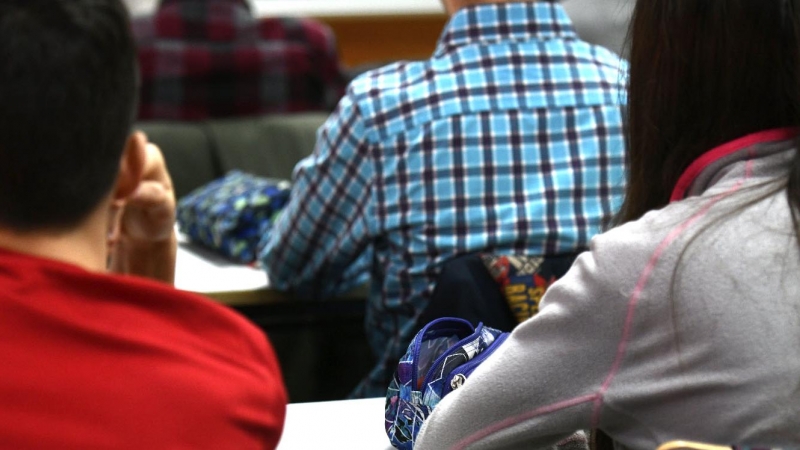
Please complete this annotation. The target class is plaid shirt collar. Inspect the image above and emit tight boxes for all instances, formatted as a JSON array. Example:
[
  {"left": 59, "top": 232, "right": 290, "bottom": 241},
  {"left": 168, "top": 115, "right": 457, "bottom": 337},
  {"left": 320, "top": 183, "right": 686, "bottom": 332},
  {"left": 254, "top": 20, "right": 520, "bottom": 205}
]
[
  {"left": 434, "top": 2, "right": 578, "bottom": 58},
  {"left": 159, "top": 0, "right": 251, "bottom": 11}
]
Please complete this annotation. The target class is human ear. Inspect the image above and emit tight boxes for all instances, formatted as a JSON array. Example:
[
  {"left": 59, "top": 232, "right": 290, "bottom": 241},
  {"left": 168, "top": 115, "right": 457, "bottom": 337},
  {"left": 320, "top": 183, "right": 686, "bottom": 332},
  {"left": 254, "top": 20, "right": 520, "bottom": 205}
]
[{"left": 112, "top": 131, "right": 147, "bottom": 202}]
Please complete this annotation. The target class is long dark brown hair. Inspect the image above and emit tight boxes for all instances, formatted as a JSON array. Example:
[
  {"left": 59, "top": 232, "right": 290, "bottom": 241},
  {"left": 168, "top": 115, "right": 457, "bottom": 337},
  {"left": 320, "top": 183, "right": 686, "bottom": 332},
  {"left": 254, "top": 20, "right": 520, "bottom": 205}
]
[{"left": 616, "top": 0, "right": 800, "bottom": 232}]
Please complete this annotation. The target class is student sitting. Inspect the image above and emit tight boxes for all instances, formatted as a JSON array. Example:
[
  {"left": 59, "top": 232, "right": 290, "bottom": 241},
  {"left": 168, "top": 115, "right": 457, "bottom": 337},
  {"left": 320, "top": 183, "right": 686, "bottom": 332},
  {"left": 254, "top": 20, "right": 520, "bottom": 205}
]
[
  {"left": 0, "top": 1, "right": 286, "bottom": 448},
  {"left": 415, "top": 0, "right": 800, "bottom": 448},
  {"left": 261, "top": 0, "right": 628, "bottom": 398},
  {"left": 132, "top": 0, "right": 347, "bottom": 120}
]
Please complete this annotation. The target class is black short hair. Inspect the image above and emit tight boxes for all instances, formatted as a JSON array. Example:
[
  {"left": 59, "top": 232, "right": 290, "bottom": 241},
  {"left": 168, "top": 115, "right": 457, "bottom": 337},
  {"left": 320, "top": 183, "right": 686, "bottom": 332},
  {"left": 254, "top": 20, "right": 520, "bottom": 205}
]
[{"left": 0, "top": 0, "right": 137, "bottom": 231}]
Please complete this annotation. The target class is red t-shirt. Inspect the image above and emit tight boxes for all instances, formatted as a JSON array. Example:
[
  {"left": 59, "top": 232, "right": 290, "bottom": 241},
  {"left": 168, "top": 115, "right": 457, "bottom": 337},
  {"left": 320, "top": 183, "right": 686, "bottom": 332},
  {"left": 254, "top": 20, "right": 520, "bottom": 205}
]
[{"left": 0, "top": 248, "right": 286, "bottom": 449}]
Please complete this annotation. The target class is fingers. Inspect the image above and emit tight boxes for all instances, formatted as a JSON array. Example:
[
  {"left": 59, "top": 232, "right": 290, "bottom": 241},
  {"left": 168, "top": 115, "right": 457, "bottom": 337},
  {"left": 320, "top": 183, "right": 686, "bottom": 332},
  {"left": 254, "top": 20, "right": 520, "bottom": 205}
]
[
  {"left": 141, "top": 141, "right": 173, "bottom": 191},
  {"left": 107, "top": 132, "right": 178, "bottom": 282},
  {"left": 116, "top": 133, "right": 177, "bottom": 244},
  {"left": 125, "top": 181, "right": 175, "bottom": 228},
  {"left": 128, "top": 180, "right": 172, "bottom": 210},
  {"left": 106, "top": 199, "right": 124, "bottom": 257},
  {"left": 130, "top": 131, "right": 173, "bottom": 191},
  {"left": 120, "top": 181, "right": 176, "bottom": 243}
]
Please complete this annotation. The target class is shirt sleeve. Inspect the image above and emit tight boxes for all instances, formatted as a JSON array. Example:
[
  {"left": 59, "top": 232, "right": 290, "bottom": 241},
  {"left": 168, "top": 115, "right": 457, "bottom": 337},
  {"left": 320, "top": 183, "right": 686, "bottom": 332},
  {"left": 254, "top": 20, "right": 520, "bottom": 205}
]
[
  {"left": 260, "top": 90, "right": 374, "bottom": 299},
  {"left": 414, "top": 230, "right": 635, "bottom": 450}
]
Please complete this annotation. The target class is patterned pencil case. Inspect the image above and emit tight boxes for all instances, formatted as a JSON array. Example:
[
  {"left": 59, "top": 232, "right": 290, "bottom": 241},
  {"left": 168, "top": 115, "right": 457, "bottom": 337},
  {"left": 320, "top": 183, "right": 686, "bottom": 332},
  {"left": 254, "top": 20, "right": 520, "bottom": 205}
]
[
  {"left": 176, "top": 170, "right": 291, "bottom": 263},
  {"left": 385, "top": 317, "right": 509, "bottom": 450}
]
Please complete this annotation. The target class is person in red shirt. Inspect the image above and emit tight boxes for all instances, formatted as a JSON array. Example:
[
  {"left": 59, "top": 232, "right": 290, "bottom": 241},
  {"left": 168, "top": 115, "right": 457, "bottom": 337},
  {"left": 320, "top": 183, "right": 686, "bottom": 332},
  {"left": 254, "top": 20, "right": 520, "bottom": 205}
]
[
  {"left": 0, "top": 1, "right": 287, "bottom": 448},
  {"left": 132, "top": 0, "right": 347, "bottom": 121}
]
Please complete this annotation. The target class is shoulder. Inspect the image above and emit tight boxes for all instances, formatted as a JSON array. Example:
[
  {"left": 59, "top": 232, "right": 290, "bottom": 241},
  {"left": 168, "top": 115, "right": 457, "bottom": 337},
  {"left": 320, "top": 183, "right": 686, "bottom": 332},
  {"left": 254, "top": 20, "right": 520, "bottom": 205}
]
[
  {"left": 94, "top": 277, "right": 288, "bottom": 444},
  {"left": 566, "top": 187, "right": 780, "bottom": 310},
  {"left": 347, "top": 60, "right": 431, "bottom": 111},
  {"left": 324, "top": 60, "right": 432, "bottom": 141},
  {"left": 77, "top": 271, "right": 280, "bottom": 366},
  {"left": 549, "top": 198, "right": 707, "bottom": 308},
  {"left": 0, "top": 251, "right": 285, "bottom": 387},
  {"left": 575, "top": 39, "right": 629, "bottom": 78},
  {"left": 669, "top": 184, "right": 798, "bottom": 293},
  {"left": 549, "top": 37, "right": 629, "bottom": 100}
]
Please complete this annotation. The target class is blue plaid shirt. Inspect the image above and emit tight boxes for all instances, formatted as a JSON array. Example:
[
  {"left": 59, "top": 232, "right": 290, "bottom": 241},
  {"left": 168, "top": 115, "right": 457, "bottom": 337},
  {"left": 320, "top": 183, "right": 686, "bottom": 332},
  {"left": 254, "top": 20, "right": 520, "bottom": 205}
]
[{"left": 261, "top": 2, "right": 628, "bottom": 397}]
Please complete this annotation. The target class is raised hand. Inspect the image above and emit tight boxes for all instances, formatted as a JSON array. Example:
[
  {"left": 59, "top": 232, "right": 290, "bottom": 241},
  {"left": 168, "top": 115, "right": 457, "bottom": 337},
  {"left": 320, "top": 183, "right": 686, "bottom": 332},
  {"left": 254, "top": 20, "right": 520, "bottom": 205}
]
[{"left": 107, "top": 132, "right": 177, "bottom": 284}]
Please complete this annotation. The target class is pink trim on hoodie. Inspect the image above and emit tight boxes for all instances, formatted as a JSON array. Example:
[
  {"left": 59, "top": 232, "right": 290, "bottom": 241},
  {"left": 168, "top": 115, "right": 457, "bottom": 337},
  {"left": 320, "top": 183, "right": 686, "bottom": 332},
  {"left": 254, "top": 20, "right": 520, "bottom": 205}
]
[{"left": 670, "top": 127, "right": 797, "bottom": 202}]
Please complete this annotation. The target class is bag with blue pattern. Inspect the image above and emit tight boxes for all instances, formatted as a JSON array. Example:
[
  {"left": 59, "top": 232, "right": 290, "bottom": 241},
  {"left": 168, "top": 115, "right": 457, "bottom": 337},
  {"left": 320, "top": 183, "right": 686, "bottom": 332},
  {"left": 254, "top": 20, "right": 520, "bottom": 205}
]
[
  {"left": 384, "top": 317, "right": 509, "bottom": 449},
  {"left": 176, "top": 170, "right": 291, "bottom": 263}
]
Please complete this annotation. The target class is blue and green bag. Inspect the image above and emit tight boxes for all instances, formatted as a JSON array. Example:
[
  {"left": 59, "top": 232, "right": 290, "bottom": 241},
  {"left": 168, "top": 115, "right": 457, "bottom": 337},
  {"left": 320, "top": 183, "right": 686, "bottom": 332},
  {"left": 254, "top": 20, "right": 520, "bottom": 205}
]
[{"left": 176, "top": 170, "right": 291, "bottom": 263}]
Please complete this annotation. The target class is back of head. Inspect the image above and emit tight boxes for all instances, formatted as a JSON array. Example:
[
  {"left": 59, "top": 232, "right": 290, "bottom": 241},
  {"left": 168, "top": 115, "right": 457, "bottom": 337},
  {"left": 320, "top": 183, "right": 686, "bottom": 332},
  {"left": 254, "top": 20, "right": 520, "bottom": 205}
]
[
  {"left": 619, "top": 0, "right": 800, "bottom": 224},
  {"left": 0, "top": 0, "right": 137, "bottom": 231}
]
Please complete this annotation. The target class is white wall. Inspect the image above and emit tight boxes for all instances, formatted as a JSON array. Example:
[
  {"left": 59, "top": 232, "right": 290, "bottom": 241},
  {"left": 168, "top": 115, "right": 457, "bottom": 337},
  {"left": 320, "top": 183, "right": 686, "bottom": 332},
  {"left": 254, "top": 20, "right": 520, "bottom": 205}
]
[
  {"left": 122, "top": 0, "right": 444, "bottom": 17},
  {"left": 254, "top": 0, "right": 444, "bottom": 17},
  {"left": 121, "top": 0, "right": 632, "bottom": 56},
  {"left": 562, "top": 0, "right": 633, "bottom": 56},
  {"left": 121, "top": 0, "right": 154, "bottom": 16}
]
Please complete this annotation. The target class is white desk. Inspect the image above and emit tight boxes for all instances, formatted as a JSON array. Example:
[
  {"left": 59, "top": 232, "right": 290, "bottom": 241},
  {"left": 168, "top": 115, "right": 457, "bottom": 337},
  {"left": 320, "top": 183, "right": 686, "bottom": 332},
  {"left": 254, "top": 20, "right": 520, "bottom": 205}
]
[
  {"left": 173, "top": 231, "right": 368, "bottom": 305},
  {"left": 277, "top": 398, "right": 393, "bottom": 450},
  {"left": 174, "top": 234, "right": 278, "bottom": 305}
]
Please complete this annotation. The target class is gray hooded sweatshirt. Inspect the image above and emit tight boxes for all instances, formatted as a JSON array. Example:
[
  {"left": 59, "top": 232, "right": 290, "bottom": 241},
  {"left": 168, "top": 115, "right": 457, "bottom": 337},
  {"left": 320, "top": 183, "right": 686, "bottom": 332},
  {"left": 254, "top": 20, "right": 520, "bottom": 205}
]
[{"left": 415, "top": 129, "right": 800, "bottom": 450}]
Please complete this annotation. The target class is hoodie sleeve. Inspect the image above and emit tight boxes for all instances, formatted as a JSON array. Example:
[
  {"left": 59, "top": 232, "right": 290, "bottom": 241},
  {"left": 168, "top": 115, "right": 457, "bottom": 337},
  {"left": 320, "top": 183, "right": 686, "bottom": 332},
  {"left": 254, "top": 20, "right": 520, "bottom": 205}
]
[{"left": 414, "top": 223, "right": 648, "bottom": 450}]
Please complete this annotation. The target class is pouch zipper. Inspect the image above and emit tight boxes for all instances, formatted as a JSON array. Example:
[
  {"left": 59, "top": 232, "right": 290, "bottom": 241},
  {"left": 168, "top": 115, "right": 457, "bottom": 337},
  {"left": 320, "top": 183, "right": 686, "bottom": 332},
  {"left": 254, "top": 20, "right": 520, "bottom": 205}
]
[
  {"left": 443, "top": 332, "right": 509, "bottom": 395},
  {"left": 410, "top": 317, "right": 475, "bottom": 390},
  {"left": 419, "top": 323, "right": 485, "bottom": 390}
]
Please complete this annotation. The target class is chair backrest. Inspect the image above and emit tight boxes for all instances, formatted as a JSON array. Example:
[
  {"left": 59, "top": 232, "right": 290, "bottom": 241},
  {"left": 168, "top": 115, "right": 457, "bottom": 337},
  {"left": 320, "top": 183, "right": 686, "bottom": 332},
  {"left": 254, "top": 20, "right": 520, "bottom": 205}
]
[
  {"left": 136, "top": 121, "right": 219, "bottom": 199},
  {"left": 208, "top": 112, "right": 327, "bottom": 181},
  {"left": 136, "top": 112, "right": 328, "bottom": 199}
]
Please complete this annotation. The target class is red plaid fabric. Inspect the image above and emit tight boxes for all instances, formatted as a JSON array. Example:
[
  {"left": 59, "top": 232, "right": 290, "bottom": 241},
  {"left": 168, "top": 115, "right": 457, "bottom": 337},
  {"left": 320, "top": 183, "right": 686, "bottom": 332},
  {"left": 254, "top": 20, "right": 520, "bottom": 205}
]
[{"left": 132, "top": 0, "right": 347, "bottom": 121}]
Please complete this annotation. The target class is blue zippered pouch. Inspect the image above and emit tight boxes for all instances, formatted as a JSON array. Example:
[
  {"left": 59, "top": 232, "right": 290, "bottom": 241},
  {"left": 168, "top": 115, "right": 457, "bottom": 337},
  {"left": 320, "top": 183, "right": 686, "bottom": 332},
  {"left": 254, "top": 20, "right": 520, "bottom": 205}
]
[
  {"left": 384, "top": 317, "right": 508, "bottom": 450},
  {"left": 176, "top": 171, "right": 291, "bottom": 263}
]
